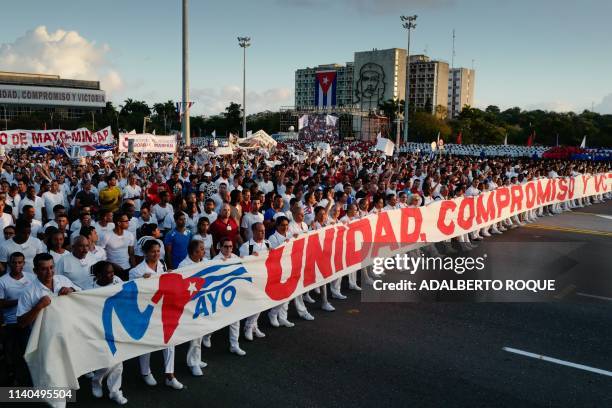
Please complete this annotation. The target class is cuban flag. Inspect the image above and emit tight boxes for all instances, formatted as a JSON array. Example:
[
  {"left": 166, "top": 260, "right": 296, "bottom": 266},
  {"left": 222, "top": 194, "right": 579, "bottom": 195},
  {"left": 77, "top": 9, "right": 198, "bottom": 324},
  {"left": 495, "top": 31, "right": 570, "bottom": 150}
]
[{"left": 315, "top": 71, "right": 337, "bottom": 108}]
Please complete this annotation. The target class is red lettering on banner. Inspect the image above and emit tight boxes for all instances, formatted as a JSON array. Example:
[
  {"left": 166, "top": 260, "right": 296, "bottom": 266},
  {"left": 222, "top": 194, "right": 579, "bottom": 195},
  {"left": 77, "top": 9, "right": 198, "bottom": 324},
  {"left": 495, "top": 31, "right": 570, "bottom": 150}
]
[
  {"left": 536, "top": 179, "right": 553, "bottom": 205},
  {"left": 581, "top": 175, "right": 589, "bottom": 194},
  {"left": 43, "top": 134, "right": 52, "bottom": 144},
  {"left": 457, "top": 197, "right": 475, "bottom": 230},
  {"left": 303, "top": 229, "right": 335, "bottom": 286},
  {"left": 334, "top": 225, "right": 346, "bottom": 272},
  {"left": 595, "top": 175, "right": 607, "bottom": 192},
  {"left": 437, "top": 201, "right": 456, "bottom": 236},
  {"left": 0, "top": 133, "right": 6, "bottom": 145},
  {"left": 495, "top": 187, "right": 510, "bottom": 217},
  {"left": 371, "top": 212, "right": 399, "bottom": 258},
  {"left": 510, "top": 185, "right": 523, "bottom": 212},
  {"left": 567, "top": 178, "right": 575, "bottom": 199},
  {"left": 264, "top": 238, "right": 305, "bottom": 301},
  {"left": 12, "top": 133, "right": 21, "bottom": 146},
  {"left": 476, "top": 193, "right": 496, "bottom": 224},
  {"left": 399, "top": 207, "right": 422, "bottom": 243},
  {"left": 345, "top": 219, "right": 373, "bottom": 268},
  {"left": 19, "top": 133, "right": 27, "bottom": 146},
  {"left": 525, "top": 183, "right": 536, "bottom": 209},
  {"left": 557, "top": 178, "right": 568, "bottom": 201}
]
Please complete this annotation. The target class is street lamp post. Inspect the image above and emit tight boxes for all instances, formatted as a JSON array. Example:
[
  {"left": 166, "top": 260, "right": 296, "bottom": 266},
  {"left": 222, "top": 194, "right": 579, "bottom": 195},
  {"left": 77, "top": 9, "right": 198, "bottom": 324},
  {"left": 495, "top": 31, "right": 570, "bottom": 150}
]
[
  {"left": 238, "top": 36, "right": 251, "bottom": 138},
  {"left": 401, "top": 14, "right": 417, "bottom": 144},
  {"left": 182, "top": 0, "right": 191, "bottom": 146}
]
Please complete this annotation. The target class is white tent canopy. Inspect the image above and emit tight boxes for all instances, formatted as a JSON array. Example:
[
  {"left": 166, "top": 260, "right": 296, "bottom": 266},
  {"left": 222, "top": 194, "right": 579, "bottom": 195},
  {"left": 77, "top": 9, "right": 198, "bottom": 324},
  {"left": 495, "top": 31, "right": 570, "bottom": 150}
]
[{"left": 236, "top": 130, "right": 278, "bottom": 149}]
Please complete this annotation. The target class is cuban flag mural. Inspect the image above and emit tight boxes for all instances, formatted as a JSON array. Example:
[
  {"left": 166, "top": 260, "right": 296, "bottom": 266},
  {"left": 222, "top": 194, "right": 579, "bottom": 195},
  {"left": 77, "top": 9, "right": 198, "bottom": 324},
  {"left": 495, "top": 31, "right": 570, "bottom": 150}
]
[{"left": 314, "top": 71, "right": 337, "bottom": 107}]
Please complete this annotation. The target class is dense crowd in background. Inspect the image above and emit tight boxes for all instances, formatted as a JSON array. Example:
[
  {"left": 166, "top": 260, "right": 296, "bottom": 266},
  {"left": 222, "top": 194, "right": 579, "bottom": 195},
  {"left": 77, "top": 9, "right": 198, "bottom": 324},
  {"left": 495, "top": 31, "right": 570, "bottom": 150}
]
[{"left": 0, "top": 140, "right": 610, "bottom": 405}]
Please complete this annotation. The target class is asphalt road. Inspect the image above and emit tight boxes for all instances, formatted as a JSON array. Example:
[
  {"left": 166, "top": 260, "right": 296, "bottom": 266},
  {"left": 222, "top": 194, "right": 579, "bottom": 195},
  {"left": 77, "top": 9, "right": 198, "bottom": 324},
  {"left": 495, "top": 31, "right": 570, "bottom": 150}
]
[{"left": 26, "top": 201, "right": 612, "bottom": 408}]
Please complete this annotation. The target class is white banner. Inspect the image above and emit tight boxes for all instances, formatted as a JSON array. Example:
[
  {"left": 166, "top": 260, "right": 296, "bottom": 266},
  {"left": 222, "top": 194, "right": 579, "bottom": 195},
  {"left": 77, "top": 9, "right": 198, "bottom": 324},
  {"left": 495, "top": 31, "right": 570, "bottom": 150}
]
[
  {"left": 0, "top": 127, "right": 114, "bottom": 149},
  {"left": 0, "top": 84, "right": 106, "bottom": 108},
  {"left": 24, "top": 173, "right": 612, "bottom": 390},
  {"left": 375, "top": 137, "right": 395, "bottom": 156},
  {"left": 118, "top": 133, "right": 177, "bottom": 153}
]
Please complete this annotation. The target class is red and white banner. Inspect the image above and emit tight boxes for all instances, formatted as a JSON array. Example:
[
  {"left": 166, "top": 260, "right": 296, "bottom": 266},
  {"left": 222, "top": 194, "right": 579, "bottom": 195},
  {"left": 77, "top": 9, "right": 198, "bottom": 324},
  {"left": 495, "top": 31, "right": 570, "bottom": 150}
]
[
  {"left": 24, "top": 173, "right": 612, "bottom": 389},
  {"left": 0, "top": 127, "right": 114, "bottom": 149},
  {"left": 118, "top": 133, "right": 177, "bottom": 153}
]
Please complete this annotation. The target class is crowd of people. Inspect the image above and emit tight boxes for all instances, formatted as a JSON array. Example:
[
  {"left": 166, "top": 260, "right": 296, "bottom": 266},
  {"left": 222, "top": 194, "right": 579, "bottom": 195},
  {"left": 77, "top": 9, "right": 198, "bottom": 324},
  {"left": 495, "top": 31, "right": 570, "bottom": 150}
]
[{"left": 0, "top": 141, "right": 610, "bottom": 405}]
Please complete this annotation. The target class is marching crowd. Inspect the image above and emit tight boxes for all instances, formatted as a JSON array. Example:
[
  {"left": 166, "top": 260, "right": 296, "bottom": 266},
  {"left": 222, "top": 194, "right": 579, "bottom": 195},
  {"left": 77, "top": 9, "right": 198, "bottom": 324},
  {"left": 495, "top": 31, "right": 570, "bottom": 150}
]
[{"left": 0, "top": 141, "right": 610, "bottom": 405}]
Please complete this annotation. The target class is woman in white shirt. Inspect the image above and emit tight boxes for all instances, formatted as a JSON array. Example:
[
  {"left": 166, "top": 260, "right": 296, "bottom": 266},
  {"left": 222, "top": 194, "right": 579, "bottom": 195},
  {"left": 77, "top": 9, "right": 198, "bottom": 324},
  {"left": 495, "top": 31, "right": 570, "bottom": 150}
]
[
  {"left": 130, "top": 240, "right": 184, "bottom": 391},
  {"left": 192, "top": 217, "right": 214, "bottom": 259}
]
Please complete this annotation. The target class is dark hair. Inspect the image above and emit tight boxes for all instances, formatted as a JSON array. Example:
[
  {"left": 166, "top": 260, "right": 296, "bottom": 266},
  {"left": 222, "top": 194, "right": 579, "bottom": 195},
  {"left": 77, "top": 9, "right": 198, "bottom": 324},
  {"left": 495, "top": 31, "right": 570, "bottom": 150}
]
[
  {"left": 52, "top": 204, "right": 66, "bottom": 213},
  {"left": 112, "top": 211, "right": 127, "bottom": 224},
  {"left": 139, "top": 223, "right": 158, "bottom": 237},
  {"left": 33, "top": 253, "right": 54, "bottom": 270},
  {"left": 142, "top": 239, "right": 161, "bottom": 253},
  {"left": 79, "top": 225, "right": 96, "bottom": 239},
  {"left": 9, "top": 251, "right": 25, "bottom": 263},
  {"left": 188, "top": 239, "right": 204, "bottom": 255},
  {"left": 15, "top": 218, "right": 31, "bottom": 231},
  {"left": 91, "top": 260, "right": 121, "bottom": 279},
  {"left": 174, "top": 211, "right": 186, "bottom": 222},
  {"left": 275, "top": 216, "right": 289, "bottom": 226}
]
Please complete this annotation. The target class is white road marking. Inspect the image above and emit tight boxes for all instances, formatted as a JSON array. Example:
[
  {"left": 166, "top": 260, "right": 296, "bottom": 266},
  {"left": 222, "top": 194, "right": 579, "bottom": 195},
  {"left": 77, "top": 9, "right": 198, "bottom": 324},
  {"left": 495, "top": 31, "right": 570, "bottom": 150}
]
[
  {"left": 576, "top": 292, "right": 612, "bottom": 302},
  {"left": 595, "top": 214, "right": 612, "bottom": 221},
  {"left": 502, "top": 347, "right": 612, "bottom": 377}
]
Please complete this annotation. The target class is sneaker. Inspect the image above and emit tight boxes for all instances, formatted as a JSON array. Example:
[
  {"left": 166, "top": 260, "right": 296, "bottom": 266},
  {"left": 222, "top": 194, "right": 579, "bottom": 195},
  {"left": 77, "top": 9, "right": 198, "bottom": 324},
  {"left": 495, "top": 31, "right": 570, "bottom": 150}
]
[
  {"left": 142, "top": 373, "right": 157, "bottom": 387},
  {"left": 348, "top": 284, "right": 362, "bottom": 291},
  {"left": 268, "top": 313, "right": 280, "bottom": 328},
  {"left": 303, "top": 293, "right": 316, "bottom": 303},
  {"left": 244, "top": 327, "right": 254, "bottom": 341},
  {"left": 230, "top": 346, "right": 246, "bottom": 356},
  {"left": 321, "top": 303, "right": 335, "bottom": 312},
  {"left": 190, "top": 365, "right": 203, "bottom": 377},
  {"left": 202, "top": 336, "right": 211, "bottom": 348},
  {"left": 481, "top": 231, "right": 492, "bottom": 237},
  {"left": 109, "top": 391, "right": 128, "bottom": 405},
  {"left": 298, "top": 311, "right": 315, "bottom": 321},
  {"left": 331, "top": 291, "right": 347, "bottom": 300},
  {"left": 165, "top": 377, "right": 184, "bottom": 390},
  {"left": 254, "top": 328, "right": 266, "bottom": 338},
  {"left": 92, "top": 380, "right": 103, "bottom": 398},
  {"left": 279, "top": 318, "right": 295, "bottom": 328},
  {"left": 199, "top": 361, "right": 208, "bottom": 369}
]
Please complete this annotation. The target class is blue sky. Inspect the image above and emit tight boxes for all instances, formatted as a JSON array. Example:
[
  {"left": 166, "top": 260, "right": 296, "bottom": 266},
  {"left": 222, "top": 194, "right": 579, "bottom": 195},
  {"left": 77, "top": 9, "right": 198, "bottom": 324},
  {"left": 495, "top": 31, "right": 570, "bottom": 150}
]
[{"left": 1, "top": 0, "right": 611, "bottom": 115}]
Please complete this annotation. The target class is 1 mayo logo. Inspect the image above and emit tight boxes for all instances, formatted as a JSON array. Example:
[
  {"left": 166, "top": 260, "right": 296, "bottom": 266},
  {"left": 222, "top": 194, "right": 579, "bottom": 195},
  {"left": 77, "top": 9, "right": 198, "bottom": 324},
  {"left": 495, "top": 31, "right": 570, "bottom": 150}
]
[{"left": 102, "top": 263, "right": 252, "bottom": 354}]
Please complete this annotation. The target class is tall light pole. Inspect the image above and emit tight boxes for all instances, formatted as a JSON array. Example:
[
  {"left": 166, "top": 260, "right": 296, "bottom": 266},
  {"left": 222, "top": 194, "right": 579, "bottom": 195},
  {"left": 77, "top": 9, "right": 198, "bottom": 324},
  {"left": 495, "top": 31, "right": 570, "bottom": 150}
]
[
  {"left": 182, "top": 0, "right": 191, "bottom": 146},
  {"left": 238, "top": 36, "right": 251, "bottom": 138},
  {"left": 401, "top": 15, "right": 417, "bottom": 144}
]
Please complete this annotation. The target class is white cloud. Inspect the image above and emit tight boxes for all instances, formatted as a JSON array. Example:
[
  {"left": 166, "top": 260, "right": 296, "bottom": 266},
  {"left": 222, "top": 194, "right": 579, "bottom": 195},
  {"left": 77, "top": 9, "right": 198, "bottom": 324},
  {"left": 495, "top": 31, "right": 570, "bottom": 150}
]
[
  {"left": 0, "top": 26, "right": 123, "bottom": 95},
  {"left": 191, "top": 85, "right": 293, "bottom": 116},
  {"left": 594, "top": 93, "right": 612, "bottom": 114},
  {"left": 523, "top": 100, "right": 577, "bottom": 112}
]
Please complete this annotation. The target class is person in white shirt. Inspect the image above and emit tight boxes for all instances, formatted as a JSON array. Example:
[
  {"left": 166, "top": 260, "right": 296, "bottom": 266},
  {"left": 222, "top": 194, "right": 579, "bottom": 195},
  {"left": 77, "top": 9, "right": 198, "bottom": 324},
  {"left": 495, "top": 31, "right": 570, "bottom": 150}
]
[
  {"left": 88, "top": 261, "right": 128, "bottom": 405},
  {"left": 95, "top": 209, "right": 115, "bottom": 245},
  {"left": 201, "top": 199, "right": 218, "bottom": 224},
  {"left": 177, "top": 240, "right": 208, "bottom": 377},
  {"left": 202, "top": 237, "right": 246, "bottom": 356},
  {"left": 287, "top": 207, "right": 315, "bottom": 321},
  {"left": 18, "top": 185, "right": 44, "bottom": 222},
  {"left": 134, "top": 223, "right": 165, "bottom": 264},
  {"left": 152, "top": 192, "right": 174, "bottom": 225},
  {"left": 266, "top": 216, "right": 295, "bottom": 328},
  {"left": 20, "top": 205, "right": 43, "bottom": 239},
  {"left": 0, "top": 192, "right": 14, "bottom": 244},
  {"left": 56, "top": 236, "right": 97, "bottom": 290},
  {"left": 47, "top": 228, "right": 69, "bottom": 265},
  {"left": 241, "top": 199, "right": 264, "bottom": 242},
  {"left": 309, "top": 207, "right": 336, "bottom": 312},
  {"left": 257, "top": 172, "right": 274, "bottom": 194},
  {"left": 16, "top": 253, "right": 80, "bottom": 329},
  {"left": 192, "top": 217, "right": 214, "bottom": 259},
  {"left": 80, "top": 226, "right": 107, "bottom": 262},
  {"left": 41, "top": 180, "right": 66, "bottom": 221},
  {"left": 0, "top": 252, "right": 35, "bottom": 383},
  {"left": 100, "top": 212, "right": 135, "bottom": 272},
  {"left": 0, "top": 219, "right": 46, "bottom": 274},
  {"left": 130, "top": 240, "right": 184, "bottom": 390},
  {"left": 123, "top": 174, "right": 143, "bottom": 212},
  {"left": 239, "top": 222, "right": 270, "bottom": 340}
]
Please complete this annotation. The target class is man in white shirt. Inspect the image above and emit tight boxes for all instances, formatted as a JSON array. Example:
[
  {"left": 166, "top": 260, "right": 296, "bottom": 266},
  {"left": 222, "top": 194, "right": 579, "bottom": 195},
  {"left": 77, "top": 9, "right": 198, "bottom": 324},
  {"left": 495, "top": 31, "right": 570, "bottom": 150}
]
[
  {"left": 56, "top": 237, "right": 97, "bottom": 290},
  {"left": 42, "top": 180, "right": 66, "bottom": 221},
  {"left": 100, "top": 212, "right": 135, "bottom": 271},
  {"left": 18, "top": 185, "right": 44, "bottom": 222},
  {"left": 239, "top": 222, "right": 269, "bottom": 340},
  {"left": 287, "top": 207, "right": 315, "bottom": 321},
  {"left": 152, "top": 192, "right": 174, "bottom": 225},
  {"left": 123, "top": 174, "right": 143, "bottom": 212},
  {"left": 257, "top": 172, "right": 274, "bottom": 194},
  {"left": 16, "top": 253, "right": 80, "bottom": 329},
  {"left": 241, "top": 199, "right": 264, "bottom": 242},
  {"left": 0, "top": 219, "right": 46, "bottom": 274},
  {"left": 267, "top": 216, "right": 295, "bottom": 328}
]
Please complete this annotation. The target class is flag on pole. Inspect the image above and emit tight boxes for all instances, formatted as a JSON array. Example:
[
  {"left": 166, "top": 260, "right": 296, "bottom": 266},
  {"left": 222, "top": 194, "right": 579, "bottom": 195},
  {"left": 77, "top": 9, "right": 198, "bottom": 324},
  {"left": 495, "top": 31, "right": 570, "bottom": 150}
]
[
  {"left": 325, "top": 114, "right": 338, "bottom": 127},
  {"left": 298, "top": 115, "right": 309, "bottom": 130},
  {"left": 456, "top": 131, "right": 462, "bottom": 145},
  {"left": 375, "top": 136, "right": 395, "bottom": 156},
  {"left": 526, "top": 130, "right": 535, "bottom": 147},
  {"left": 177, "top": 101, "right": 195, "bottom": 122},
  {"left": 503, "top": 134, "right": 507, "bottom": 146},
  {"left": 580, "top": 136, "right": 586, "bottom": 148},
  {"left": 314, "top": 71, "right": 337, "bottom": 107}
]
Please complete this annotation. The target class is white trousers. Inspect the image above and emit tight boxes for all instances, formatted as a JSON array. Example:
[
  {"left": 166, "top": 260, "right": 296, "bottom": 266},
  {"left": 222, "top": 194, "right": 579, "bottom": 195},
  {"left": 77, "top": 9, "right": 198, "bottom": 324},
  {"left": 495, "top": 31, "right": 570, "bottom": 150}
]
[
  {"left": 202, "top": 321, "right": 240, "bottom": 347},
  {"left": 245, "top": 313, "right": 261, "bottom": 331},
  {"left": 139, "top": 347, "right": 175, "bottom": 375},
  {"left": 93, "top": 363, "right": 123, "bottom": 394},
  {"left": 186, "top": 337, "right": 202, "bottom": 368}
]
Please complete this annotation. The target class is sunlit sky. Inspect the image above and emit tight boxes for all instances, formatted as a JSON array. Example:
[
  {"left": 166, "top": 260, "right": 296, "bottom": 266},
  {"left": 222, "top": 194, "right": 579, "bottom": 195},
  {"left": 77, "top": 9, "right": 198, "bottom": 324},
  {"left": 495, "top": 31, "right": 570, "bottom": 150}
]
[{"left": 1, "top": 0, "right": 611, "bottom": 115}]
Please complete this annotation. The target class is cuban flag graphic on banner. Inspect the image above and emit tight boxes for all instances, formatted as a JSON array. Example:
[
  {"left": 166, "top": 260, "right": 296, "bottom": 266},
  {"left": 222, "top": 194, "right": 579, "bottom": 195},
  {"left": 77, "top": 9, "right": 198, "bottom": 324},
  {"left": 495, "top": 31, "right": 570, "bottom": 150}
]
[{"left": 314, "top": 71, "right": 337, "bottom": 107}]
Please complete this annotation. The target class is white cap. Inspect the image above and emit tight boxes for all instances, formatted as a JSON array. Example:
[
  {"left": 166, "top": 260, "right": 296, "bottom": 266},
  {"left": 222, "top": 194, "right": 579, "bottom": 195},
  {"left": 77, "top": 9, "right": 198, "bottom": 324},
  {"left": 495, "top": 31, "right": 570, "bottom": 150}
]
[{"left": 204, "top": 171, "right": 212, "bottom": 177}]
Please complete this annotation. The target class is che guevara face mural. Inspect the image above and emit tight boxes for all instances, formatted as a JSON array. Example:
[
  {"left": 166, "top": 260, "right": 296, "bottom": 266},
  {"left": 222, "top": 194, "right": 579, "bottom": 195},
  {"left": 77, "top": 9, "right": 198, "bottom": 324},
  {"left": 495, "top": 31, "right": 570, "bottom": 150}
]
[{"left": 355, "top": 62, "right": 386, "bottom": 109}]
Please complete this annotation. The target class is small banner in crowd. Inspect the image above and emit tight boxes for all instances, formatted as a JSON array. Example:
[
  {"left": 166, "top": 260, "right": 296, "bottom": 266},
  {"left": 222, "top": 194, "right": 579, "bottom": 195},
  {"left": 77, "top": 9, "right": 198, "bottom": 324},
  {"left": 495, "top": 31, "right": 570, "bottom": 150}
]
[
  {"left": 0, "top": 127, "right": 114, "bottom": 149},
  {"left": 24, "top": 173, "right": 612, "bottom": 390},
  {"left": 118, "top": 133, "right": 177, "bottom": 153},
  {"left": 375, "top": 136, "right": 395, "bottom": 156}
]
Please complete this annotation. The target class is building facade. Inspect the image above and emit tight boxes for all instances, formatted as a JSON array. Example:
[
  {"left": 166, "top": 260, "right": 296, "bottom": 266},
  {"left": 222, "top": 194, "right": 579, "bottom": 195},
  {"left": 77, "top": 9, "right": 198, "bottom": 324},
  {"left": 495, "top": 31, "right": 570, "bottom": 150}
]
[
  {"left": 0, "top": 71, "right": 106, "bottom": 122},
  {"left": 407, "top": 55, "right": 449, "bottom": 116},
  {"left": 294, "top": 63, "right": 354, "bottom": 109},
  {"left": 447, "top": 68, "right": 475, "bottom": 118},
  {"left": 353, "top": 48, "right": 406, "bottom": 112}
]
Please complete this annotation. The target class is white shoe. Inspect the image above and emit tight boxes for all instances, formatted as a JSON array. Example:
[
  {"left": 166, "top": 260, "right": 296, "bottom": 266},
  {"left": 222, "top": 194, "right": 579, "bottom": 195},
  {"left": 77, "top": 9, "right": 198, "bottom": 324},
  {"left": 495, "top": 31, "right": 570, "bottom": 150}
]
[
  {"left": 471, "top": 235, "right": 483, "bottom": 241},
  {"left": 491, "top": 228, "right": 502, "bottom": 235},
  {"left": 199, "top": 361, "right": 208, "bottom": 368},
  {"left": 254, "top": 328, "right": 266, "bottom": 338},
  {"left": 348, "top": 284, "right": 362, "bottom": 291},
  {"left": 279, "top": 318, "right": 295, "bottom": 328},
  {"left": 303, "top": 293, "right": 316, "bottom": 303},
  {"left": 268, "top": 313, "right": 280, "bottom": 327},
  {"left": 92, "top": 380, "right": 103, "bottom": 398},
  {"left": 331, "top": 291, "right": 347, "bottom": 300},
  {"left": 142, "top": 373, "right": 157, "bottom": 386},
  {"left": 202, "top": 336, "right": 211, "bottom": 348},
  {"left": 165, "top": 377, "right": 184, "bottom": 390},
  {"left": 298, "top": 311, "right": 315, "bottom": 321},
  {"left": 230, "top": 346, "right": 246, "bottom": 356},
  {"left": 244, "top": 327, "right": 254, "bottom": 341},
  {"left": 190, "top": 365, "right": 203, "bottom": 376},
  {"left": 481, "top": 231, "right": 491, "bottom": 237},
  {"left": 321, "top": 303, "right": 335, "bottom": 312},
  {"left": 109, "top": 391, "right": 128, "bottom": 405}
]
